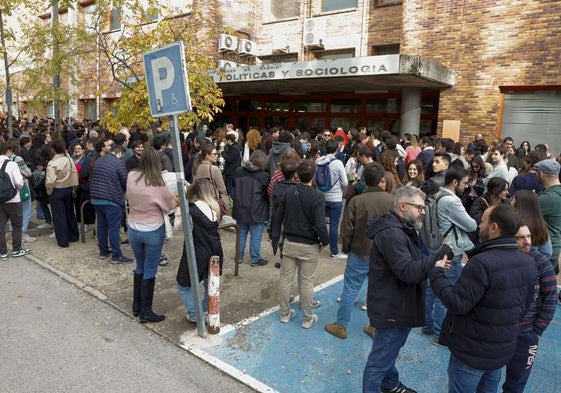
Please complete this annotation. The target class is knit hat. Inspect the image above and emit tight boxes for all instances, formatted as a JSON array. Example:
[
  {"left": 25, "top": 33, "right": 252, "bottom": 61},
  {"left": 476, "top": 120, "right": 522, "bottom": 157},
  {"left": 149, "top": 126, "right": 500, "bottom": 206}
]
[{"left": 534, "top": 159, "right": 560, "bottom": 175}]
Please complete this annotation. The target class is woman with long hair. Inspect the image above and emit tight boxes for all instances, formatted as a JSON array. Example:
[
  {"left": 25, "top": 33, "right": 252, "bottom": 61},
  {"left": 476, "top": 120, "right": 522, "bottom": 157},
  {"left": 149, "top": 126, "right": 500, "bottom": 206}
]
[
  {"left": 126, "top": 147, "right": 177, "bottom": 323},
  {"left": 513, "top": 189, "right": 552, "bottom": 258},
  {"left": 379, "top": 149, "right": 402, "bottom": 187},
  {"left": 469, "top": 177, "right": 509, "bottom": 226},
  {"left": 193, "top": 143, "right": 228, "bottom": 204},
  {"left": 402, "top": 159, "right": 424, "bottom": 188},
  {"left": 462, "top": 155, "right": 487, "bottom": 212},
  {"left": 404, "top": 134, "right": 421, "bottom": 165},
  {"left": 176, "top": 178, "right": 224, "bottom": 324},
  {"left": 71, "top": 142, "right": 87, "bottom": 228}
]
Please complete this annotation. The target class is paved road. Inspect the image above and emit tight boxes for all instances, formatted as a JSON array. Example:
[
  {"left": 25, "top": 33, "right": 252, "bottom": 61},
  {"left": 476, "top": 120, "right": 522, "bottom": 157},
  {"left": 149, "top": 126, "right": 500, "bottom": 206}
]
[{"left": 0, "top": 257, "right": 253, "bottom": 393}]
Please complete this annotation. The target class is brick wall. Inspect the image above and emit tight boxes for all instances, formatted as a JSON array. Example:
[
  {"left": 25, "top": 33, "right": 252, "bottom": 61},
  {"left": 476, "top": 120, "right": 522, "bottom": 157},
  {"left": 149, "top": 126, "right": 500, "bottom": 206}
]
[{"left": 402, "top": 0, "right": 561, "bottom": 144}]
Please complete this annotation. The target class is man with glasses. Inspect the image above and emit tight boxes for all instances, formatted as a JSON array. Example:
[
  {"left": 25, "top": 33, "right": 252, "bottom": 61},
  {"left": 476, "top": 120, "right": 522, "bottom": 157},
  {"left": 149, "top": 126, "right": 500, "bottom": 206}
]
[
  {"left": 319, "top": 129, "right": 332, "bottom": 156},
  {"left": 424, "top": 166, "right": 477, "bottom": 347},
  {"left": 363, "top": 186, "right": 453, "bottom": 393}
]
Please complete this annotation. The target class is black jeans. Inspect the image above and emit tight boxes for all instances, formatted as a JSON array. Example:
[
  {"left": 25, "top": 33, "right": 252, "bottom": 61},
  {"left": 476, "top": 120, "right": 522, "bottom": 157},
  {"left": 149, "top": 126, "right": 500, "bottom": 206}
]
[{"left": 0, "top": 202, "right": 23, "bottom": 253}]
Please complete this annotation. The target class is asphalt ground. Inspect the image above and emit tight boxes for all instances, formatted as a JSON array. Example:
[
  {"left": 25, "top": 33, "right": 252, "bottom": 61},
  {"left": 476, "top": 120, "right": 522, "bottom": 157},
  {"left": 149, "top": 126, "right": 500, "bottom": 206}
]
[{"left": 7, "top": 211, "right": 561, "bottom": 392}]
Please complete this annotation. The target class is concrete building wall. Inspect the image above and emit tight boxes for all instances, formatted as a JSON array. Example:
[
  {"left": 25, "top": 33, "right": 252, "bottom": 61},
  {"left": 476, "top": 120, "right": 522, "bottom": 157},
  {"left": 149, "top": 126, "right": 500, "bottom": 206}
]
[{"left": 402, "top": 0, "right": 561, "bottom": 143}]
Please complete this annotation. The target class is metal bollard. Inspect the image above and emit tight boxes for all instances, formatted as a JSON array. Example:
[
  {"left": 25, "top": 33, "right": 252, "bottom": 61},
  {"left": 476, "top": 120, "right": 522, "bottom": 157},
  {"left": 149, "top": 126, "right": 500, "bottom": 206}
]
[{"left": 207, "top": 255, "right": 221, "bottom": 334}]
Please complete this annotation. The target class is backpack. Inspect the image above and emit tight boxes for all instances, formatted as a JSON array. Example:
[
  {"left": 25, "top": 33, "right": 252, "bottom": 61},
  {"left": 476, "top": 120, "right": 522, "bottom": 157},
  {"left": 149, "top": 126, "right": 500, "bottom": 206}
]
[
  {"left": 315, "top": 157, "right": 336, "bottom": 192},
  {"left": 0, "top": 160, "right": 17, "bottom": 204},
  {"left": 419, "top": 191, "right": 454, "bottom": 254}
]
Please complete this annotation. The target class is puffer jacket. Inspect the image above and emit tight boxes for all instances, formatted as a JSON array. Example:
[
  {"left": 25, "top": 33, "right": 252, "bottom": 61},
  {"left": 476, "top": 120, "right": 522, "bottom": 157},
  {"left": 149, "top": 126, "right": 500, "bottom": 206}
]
[
  {"left": 232, "top": 160, "right": 269, "bottom": 224},
  {"left": 429, "top": 236, "right": 536, "bottom": 370}
]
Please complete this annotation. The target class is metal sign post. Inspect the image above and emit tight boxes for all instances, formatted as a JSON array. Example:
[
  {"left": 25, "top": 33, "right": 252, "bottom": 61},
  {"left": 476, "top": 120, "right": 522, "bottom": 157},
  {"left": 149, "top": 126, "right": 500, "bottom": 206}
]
[{"left": 143, "top": 42, "right": 206, "bottom": 338}]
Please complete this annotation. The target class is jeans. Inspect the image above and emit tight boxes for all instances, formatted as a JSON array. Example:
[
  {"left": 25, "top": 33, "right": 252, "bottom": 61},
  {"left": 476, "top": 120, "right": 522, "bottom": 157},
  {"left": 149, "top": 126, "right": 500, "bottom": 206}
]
[
  {"left": 0, "top": 202, "right": 22, "bottom": 253},
  {"left": 279, "top": 239, "right": 319, "bottom": 322},
  {"left": 38, "top": 199, "right": 51, "bottom": 224},
  {"left": 325, "top": 200, "right": 342, "bottom": 255},
  {"left": 363, "top": 327, "right": 412, "bottom": 393},
  {"left": 94, "top": 204, "right": 123, "bottom": 258},
  {"left": 128, "top": 225, "right": 165, "bottom": 279},
  {"left": 21, "top": 198, "right": 32, "bottom": 233},
  {"left": 337, "top": 251, "right": 369, "bottom": 326},
  {"left": 433, "top": 257, "right": 463, "bottom": 336},
  {"left": 177, "top": 279, "right": 209, "bottom": 318},
  {"left": 237, "top": 221, "right": 265, "bottom": 263},
  {"left": 503, "top": 330, "right": 539, "bottom": 393},
  {"left": 447, "top": 353, "right": 501, "bottom": 393},
  {"left": 424, "top": 279, "right": 436, "bottom": 331}
]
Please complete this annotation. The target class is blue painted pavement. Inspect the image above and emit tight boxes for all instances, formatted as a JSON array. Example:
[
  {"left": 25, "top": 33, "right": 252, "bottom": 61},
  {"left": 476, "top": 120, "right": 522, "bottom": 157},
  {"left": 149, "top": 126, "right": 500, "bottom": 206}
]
[{"left": 196, "top": 277, "right": 561, "bottom": 392}]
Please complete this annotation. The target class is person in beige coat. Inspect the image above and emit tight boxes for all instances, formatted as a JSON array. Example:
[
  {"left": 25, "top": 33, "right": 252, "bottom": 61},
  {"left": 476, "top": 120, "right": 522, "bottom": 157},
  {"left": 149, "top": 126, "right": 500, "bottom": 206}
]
[{"left": 45, "top": 139, "right": 79, "bottom": 247}]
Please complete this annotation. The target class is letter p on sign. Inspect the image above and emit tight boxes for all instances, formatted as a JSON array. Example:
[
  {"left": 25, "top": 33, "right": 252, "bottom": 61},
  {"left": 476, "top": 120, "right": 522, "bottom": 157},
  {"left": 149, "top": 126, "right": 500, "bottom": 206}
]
[{"left": 143, "top": 42, "right": 191, "bottom": 117}]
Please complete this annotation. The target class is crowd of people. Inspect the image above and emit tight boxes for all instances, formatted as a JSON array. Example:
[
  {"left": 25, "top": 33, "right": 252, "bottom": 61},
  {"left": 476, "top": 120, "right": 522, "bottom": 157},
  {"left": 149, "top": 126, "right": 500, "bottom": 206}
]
[{"left": 1, "top": 115, "right": 559, "bottom": 393}]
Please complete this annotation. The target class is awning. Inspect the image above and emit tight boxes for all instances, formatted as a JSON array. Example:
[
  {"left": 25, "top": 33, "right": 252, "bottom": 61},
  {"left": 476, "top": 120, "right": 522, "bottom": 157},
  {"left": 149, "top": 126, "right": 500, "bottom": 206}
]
[{"left": 212, "top": 54, "right": 455, "bottom": 96}]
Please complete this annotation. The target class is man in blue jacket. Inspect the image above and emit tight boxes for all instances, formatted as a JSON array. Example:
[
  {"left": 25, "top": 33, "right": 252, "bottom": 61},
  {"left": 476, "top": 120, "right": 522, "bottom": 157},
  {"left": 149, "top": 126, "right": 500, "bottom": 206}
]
[
  {"left": 363, "top": 186, "right": 454, "bottom": 393},
  {"left": 429, "top": 204, "right": 535, "bottom": 393}
]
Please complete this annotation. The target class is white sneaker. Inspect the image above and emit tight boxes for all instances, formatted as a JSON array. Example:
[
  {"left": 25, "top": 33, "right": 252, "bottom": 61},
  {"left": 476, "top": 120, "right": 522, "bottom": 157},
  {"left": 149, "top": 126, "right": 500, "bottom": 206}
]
[
  {"left": 330, "top": 253, "right": 348, "bottom": 260},
  {"left": 302, "top": 314, "right": 318, "bottom": 329},
  {"left": 280, "top": 309, "right": 296, "bottom": 323},
  {"left": 22, "top": 234, "right": 36, "bottom": 243},
  {"left": 361, "top": 304, "right": 367, "bottom": 311},
  {"left": 83, "top": 224, "right": 90, "bottom": 232},
  {"left": 37, "top": 223, "right": 53, "bottom": 229},
  {"left": 49, "top": 232, "right": 56, "bottom": 239}
]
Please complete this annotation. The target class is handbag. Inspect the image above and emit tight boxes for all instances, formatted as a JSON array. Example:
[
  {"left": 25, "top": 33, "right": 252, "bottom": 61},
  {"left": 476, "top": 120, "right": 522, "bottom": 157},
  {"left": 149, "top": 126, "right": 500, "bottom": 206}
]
[
  {"left": 31, "top": 169, "right": 45, "bottom": 188},
  {"left": 163, "top": 212, "right": 174, "bottom": 239}
]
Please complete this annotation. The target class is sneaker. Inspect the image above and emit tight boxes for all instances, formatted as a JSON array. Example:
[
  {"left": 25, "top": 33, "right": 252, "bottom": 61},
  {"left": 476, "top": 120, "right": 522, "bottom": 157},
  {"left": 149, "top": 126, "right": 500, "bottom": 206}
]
[
  {"left": 83, "top": 224, "right": 90, "bottom": 232},
  {"left": 159, "top": 255, "right": 169, "bottom": 266},
  {"left": 361, "top": 304, "right": 367, "bottom": 311},
  {"left": 381, "top": 382, "right": 418, "bottom": 393},
  {"left": 289, "top": 295, "right": 296, "bottom": 304},
  {"left": 280, "top": 309, "right": 296, "bottom": 323},
  {"left": 121, "top": 238, "right": 129, "bottom": 245},
  {"left": 37, "top": 223, "right": 53, "bottom": 229},
  {"left": 110, "top": 255, "right": 134, "bottom": 264},
  {"left": 0, "top": 252, "right": 8, "bottom": 259},
  {"left": 330, "top": 253, "right": 347, "bottom": 260},
  {"left": 336, "top": 296, "right": 359, "bottom": 303},
  {"left": 298, "top": 299, "right": 321, "bottom": 309},
  {"left": 49, "top": 232, "right": 56, "bottom": 239},
  {"left": 431, "top": 337, "right": 448, "bottom": 349},
  {"left": 420, "top": 327, "right": 434, "bottom": 336},
  {"left": 184, "top": 314, "right": 197, "bottom": 324},
  {"left": 250, "top": 258, "right": 268, "bottom": 267},
  {"left": 22, "top": 234, "right": 36, "bottom": 243},
  {"left": 302, "top": 314, "right": 318, "bottom": 329},
  {"left": 99, "top": 251, "right": 110, "bottom": 260},
  {"left": 274, "top": 262, "right": 281, "bottom": 268},
  {"left": 324, "top": 322, "right": 347, "bottom": 339},
  {"left": 364, "top": 325, "right": 376, "bottom": 339},
  {"left": 12, "top": 249, "right": 30, "bottom": 258}
]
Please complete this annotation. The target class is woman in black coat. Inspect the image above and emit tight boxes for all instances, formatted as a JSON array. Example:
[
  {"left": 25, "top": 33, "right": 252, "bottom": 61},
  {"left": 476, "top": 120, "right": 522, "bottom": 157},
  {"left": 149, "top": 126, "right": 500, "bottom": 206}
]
[{"left": 176, "top": 178, "right": 223, "bottom": 324}]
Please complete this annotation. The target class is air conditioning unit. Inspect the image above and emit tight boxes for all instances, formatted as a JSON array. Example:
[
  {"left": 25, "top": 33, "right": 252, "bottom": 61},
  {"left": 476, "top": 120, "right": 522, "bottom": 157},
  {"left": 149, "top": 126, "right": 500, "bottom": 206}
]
[
  {"left": 238, "top": 39, "right": 257, "bottom": 56},
  {"left": 303, "top": 18, "right": 326, "bottom": 49},
  {"left": 218, "top": 60, "right": 237, "bottom": 69},
  {"left": 218, "top": 34, "right": 238, "bottom": 52},
  {"left": 271, "top": 35, "right": 289, "bottom": 54}
]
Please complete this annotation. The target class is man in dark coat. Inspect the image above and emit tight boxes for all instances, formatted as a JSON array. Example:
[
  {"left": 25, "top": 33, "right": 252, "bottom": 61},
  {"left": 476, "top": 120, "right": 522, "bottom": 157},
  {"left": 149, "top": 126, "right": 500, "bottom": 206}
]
[
  {"left": 429, "top": 204, "right": 535, "bottom": 393},
  {"left": 222, "top": 133, "right": 241, "bottom": 196},
  {"left": 363, "top": 186, "right": 454, "bottom": 393}
]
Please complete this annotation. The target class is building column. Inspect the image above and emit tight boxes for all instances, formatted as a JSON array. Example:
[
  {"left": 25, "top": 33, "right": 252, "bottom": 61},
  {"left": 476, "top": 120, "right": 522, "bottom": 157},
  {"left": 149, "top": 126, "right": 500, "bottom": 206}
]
[{"left": 400, "top": 87, "right": 421, "bottom": 136}]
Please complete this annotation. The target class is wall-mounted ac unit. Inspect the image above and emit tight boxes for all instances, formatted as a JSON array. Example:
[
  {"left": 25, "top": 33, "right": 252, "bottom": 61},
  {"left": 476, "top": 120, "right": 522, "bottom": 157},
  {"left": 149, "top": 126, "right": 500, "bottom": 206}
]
[
  {"left": 218, "top": 34, "right": 238, "bottom": 52},
  {"left": 218, "top": 60, "right": 237, "bottom": 69},
  {"left": 303, "top": 18, "right": 326, "bottom": 49},
  {"left": 239, "top": 39, "right": 257, "bottom": 56},
  {"left": 272, "top": 35, "right": 289, "bottom": 54}
]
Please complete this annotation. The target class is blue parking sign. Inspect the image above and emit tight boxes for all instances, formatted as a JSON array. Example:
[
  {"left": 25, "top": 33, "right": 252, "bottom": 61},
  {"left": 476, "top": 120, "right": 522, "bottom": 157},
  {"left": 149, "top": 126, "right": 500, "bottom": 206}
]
[{"left": 143, "top": 42, "right": 192, "bottom": 117}]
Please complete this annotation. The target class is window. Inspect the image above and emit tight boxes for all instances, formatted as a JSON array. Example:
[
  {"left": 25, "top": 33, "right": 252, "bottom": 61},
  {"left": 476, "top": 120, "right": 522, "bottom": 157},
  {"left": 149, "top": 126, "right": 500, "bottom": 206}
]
[
  {"left": 374, "top": 0, "right": 402, "bottom": 6},
  {"left": 294, "top": 100, "right": 326, "bottom": 113},
  {"left": 83, "top": 3, "right": 97, "bottom": 34},
  {"left": 110, "top": 7, "right": 121, "bottom": 31},
  {"left": 316, "top": 50, "right": 355, "bottom": 60},
  {"left": 265, "top": 0, "right": 300, "bottom": 21},
  {"left": 331, "top": 99, "right": 360, "bottom": 113},
  {"left": 259, "top": 54, "right": 298, "bottom": 64},
  {"left": 372, "top": 44, "right": 400, "bottom": 56},
  {"left": 322, "top": 0, "right": 357, "bottom": 12}
]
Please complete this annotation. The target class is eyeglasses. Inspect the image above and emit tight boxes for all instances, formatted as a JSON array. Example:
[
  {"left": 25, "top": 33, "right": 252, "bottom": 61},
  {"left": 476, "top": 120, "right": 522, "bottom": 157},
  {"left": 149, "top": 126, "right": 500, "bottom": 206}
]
[
  {"left": 323, "top": 134, "right": 331, "bottom": 137},
  {"left": 403, "top": 202, "right": 425, "bottom": 213}
]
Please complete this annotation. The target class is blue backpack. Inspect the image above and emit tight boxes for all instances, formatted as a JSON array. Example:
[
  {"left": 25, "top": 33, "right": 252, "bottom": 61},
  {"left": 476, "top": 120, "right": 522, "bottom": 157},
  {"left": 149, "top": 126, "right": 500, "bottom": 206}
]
[{"left": 316, "top": 158, "right": 336, "bottom": 192}]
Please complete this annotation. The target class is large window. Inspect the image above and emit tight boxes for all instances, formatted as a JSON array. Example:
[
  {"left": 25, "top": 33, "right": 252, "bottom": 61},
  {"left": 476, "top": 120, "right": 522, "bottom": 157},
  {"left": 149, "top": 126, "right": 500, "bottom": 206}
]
[
  {"left": 322, "top": 0, "right": 357, "bottom": 12},
  {"left": 265, "top": 0, "right": 299, "bottom": 21},
  {"left": 109, "top": 7, "right": 121, "bottom": 30}
]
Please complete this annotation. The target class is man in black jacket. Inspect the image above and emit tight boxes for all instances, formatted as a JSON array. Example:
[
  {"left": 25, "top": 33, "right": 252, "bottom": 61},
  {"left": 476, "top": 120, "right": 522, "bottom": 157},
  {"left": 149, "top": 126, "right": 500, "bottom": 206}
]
[
  {"left": 363, "top": 186, "right": 454, "bottom": 393},
  {"left": 222, "top": 134, "right": 241, "bottom": 196},
  {"left": 272, "top": 159, "right": 328, "bottom": 330},
  {"left": 429, "top": 204, "right": 535, "bottom": 393}
]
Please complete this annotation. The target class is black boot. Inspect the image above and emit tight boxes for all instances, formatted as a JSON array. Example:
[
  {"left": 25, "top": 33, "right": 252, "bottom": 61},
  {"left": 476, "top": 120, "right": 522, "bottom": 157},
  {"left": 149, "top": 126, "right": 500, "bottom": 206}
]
[
  {"left": 139, "top": 277, "right": 165, "bottom": 323},
  {"left": 132, "top": 272, "right": 143, "bottom": 317}
]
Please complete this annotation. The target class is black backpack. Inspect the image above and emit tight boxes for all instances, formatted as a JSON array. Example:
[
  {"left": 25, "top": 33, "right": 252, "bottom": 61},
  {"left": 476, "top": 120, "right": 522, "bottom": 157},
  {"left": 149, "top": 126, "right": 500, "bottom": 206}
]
[{"left": 0, "top": 160, "right": 17, "bottom": 204}]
